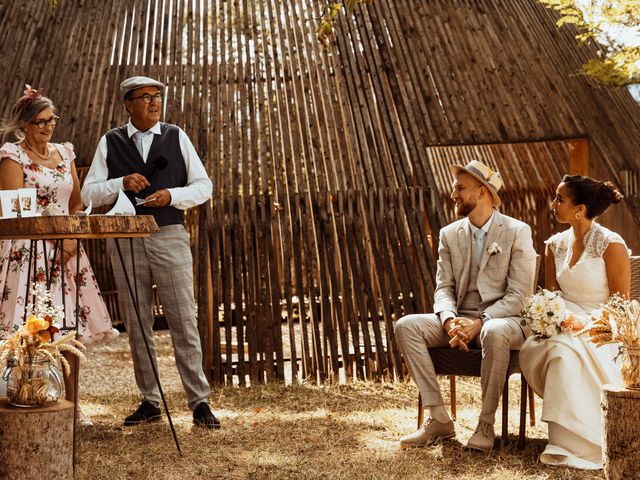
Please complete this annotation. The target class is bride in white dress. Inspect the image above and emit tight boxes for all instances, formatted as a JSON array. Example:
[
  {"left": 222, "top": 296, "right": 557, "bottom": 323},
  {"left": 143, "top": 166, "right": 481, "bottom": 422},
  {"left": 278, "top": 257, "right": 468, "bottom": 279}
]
[{"left": 520, "top": 175, "right": 630, "bottom": 470}]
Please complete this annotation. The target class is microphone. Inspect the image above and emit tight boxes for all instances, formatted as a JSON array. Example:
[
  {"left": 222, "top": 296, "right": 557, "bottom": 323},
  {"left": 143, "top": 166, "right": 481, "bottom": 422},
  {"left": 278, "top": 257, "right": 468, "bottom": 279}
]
[
  {"left": 143, "top": 155, "right": 168, "bottom": 179},
  {"left": 137, "top": 156, "right": 169, "bottom": 200}
]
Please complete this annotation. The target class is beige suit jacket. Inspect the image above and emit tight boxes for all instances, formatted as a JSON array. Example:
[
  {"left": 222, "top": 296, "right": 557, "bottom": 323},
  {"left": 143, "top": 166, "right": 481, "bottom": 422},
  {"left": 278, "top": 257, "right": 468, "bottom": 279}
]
[{"left": 433, "top": 211, "right": 537, "bottom": 325}]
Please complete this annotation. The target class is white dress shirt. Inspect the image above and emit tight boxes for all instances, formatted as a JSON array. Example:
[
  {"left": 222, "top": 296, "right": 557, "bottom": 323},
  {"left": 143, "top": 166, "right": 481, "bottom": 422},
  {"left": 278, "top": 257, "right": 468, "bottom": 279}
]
[
  {"left": 440, "top": 211, "right": 495, "bottom": 325},
  {"left": 81, "top": 121, "right": 212, "bottom": 210}
]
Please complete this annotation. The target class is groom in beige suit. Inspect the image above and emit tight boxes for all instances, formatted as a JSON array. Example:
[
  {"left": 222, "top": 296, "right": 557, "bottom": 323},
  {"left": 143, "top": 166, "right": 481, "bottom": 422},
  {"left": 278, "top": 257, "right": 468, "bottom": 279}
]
[{"left": 395, "top": 160, "right": 536, "bottom": 451}]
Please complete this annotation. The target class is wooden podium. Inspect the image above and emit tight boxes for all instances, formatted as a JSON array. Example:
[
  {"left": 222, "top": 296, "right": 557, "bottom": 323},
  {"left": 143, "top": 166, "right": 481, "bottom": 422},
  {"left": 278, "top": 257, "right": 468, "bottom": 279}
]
[
  {"left": 0, "top": 215, "right": 183, "bottom": 474},
  {"left": 0, "top": 214, "right": 158, "bottom": 240}
]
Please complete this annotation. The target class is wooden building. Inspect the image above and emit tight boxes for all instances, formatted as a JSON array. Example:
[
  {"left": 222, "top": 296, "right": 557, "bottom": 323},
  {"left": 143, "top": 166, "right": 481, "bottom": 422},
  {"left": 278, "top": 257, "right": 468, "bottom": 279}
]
[{"left": 1, "top": 0, "right": 638, "bottom": 385}]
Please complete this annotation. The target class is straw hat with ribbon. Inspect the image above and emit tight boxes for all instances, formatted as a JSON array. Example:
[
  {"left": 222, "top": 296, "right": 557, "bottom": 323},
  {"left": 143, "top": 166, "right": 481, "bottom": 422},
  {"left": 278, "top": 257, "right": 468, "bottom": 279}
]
[{"left": 450, "top": 160, "right": 503, "bottom": 207}]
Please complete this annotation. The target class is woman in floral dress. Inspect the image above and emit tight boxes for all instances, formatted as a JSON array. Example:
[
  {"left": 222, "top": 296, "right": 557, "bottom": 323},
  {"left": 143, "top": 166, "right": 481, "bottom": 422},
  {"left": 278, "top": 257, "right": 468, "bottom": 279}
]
[
  {"left": 0, "top": 86, "right": 118, "bottom": 345},
  {"left": 0, "top": 86, "right": 118, "bottom": 424}
]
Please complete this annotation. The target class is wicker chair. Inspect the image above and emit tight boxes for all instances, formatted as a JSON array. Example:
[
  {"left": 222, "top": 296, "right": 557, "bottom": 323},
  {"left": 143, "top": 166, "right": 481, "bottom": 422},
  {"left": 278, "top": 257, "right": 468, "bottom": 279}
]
[
  {"left": 630, "top": 256, "right": 640, "bottom": 300},
  {"left": 416, "top": 254, "right": 541, "bottom": 450}
]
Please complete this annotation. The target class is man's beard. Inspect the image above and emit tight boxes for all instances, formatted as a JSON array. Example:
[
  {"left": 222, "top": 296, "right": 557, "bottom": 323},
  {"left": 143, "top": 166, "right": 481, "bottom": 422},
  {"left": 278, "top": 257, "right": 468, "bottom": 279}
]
[{"left": 455, "top": 200, "right": 476, "bottom": 217}]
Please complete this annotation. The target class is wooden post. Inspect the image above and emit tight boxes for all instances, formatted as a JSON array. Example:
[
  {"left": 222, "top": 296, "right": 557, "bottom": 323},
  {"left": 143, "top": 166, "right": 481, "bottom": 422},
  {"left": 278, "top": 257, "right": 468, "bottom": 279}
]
[
  {"left": 0, "top": 399, "right": 74, "bottom": 480},
  {"left": 602, "top": 384, "right": 640, "bottom": 480},
  {"left": 568, "top": 139, "right": 589, "bottom": 176}
]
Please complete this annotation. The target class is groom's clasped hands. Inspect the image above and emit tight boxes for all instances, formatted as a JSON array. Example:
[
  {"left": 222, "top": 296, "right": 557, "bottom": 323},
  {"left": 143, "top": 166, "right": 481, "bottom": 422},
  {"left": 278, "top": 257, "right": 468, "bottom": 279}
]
[{"left": 445, "top": 317, "right": 482, "bottom": 352}]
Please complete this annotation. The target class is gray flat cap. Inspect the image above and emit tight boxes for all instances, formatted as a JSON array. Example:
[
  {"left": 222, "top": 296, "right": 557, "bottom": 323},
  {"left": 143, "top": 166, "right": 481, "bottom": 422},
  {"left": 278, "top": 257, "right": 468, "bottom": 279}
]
[{"left": 120, "top": 76, "right": 165, "bottom": 99}]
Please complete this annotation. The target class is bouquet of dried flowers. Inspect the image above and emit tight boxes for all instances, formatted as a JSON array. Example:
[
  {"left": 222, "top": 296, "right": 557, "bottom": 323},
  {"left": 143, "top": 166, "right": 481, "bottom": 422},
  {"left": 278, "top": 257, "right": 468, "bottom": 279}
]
[
  {"left": 581, "top": 294, "right": 640, "bottom": 347},
  {"left": 0, "top": 285, "right": 85, "bottom": 405},
  {"left": 581, "top": 294, "right": 640, "bottom": 389}
]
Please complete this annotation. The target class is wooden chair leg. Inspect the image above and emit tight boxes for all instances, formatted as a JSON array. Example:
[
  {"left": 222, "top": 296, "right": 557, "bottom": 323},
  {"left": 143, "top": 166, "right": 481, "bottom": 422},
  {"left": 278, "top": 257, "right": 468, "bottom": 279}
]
[
  {"left": 528, "top": 385, "right": 536, "bottom": 426},
  {"left": 501, "top": 379, "right": 509, "bottom": 441},
  {"left": 62, "top": 351, "right": 79, "bottom": 403},
  {"left": 449, "top": 375, "right": 457, "bottom": 420},
  {"left": 518, "top": 375, "right": 527, "bottom": 449}
]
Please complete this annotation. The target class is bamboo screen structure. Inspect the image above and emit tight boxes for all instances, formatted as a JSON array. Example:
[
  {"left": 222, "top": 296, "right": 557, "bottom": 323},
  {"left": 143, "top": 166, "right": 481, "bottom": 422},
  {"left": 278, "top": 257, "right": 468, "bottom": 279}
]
[{"left": 2, "top": 0, "right": 639, "bottom": 385}]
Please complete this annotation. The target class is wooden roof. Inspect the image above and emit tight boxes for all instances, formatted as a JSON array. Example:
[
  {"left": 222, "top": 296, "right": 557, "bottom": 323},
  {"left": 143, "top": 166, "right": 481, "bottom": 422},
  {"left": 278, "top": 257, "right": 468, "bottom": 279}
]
[{"left": 1, "top": 1, "right": 638, "bottom": 187}]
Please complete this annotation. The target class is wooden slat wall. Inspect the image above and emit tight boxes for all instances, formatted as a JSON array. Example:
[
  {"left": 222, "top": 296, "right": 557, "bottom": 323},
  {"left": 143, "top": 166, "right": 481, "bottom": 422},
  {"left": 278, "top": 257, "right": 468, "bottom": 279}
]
[
  {"left": 2, "top": 1, "right": 639, "bottom": 180},
  {"left": 2, "top": 0, "right": 640, "bottom": 384}
]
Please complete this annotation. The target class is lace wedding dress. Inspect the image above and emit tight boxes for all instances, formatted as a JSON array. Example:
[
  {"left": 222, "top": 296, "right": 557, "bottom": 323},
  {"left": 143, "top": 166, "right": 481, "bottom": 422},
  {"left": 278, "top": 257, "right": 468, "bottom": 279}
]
[{"left": 520, "top": 221, "right": 626, "bottom": 470}]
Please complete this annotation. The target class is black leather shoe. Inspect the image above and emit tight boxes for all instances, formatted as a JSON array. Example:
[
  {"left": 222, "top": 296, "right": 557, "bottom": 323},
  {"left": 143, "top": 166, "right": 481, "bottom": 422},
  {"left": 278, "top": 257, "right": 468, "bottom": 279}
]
[
  {"left": 124, "top": 401, "right": 162, "bottom": 426},
  {"left": 193, "top": 402, "right": 221, "bottom": 429}
]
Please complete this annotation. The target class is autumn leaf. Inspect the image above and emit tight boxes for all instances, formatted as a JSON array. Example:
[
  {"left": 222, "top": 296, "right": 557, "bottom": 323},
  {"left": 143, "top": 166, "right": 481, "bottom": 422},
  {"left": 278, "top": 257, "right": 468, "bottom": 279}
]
[
  {"left": 557, "top": 15, "right": 580, "bottom": 26},
  {"left": 317, "top": 1, "right": 373, "bottom": 47},
  {"left": 538, "top": 0, "right": 640, "bottom": 87}
]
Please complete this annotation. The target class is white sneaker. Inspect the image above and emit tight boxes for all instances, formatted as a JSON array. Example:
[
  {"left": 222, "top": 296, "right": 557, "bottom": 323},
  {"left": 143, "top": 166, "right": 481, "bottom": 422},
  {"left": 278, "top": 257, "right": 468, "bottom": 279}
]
[
  {"left": 76, "top": 405, "right": 94, "bottom": 428},
  {"left": 77, "top": 416, "right": 94, "bottom": 428}
]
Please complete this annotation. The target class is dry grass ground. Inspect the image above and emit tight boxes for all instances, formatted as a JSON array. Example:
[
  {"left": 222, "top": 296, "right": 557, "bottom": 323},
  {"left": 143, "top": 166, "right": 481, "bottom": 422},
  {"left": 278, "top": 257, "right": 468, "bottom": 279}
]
[{"left": 76, "top": 333, "right": 604, "bottom": 480}]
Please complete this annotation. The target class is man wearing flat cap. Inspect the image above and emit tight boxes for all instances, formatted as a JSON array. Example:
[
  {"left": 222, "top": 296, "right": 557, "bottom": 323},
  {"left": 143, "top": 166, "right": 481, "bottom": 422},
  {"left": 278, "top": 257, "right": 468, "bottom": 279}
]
[
  {"left": 82, "top": 76, "right": 219, "bottom": 428},
  {"left": 395, "top": 160, "right": 536, "bottom": 451}
]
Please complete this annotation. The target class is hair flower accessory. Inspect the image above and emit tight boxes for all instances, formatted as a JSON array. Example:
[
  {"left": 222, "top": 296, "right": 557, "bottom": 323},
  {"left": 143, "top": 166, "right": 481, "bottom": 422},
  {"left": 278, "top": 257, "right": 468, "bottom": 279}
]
[
  {"left": 487, "top": 242, "right": 502, "bottom": 255},
  {"left": 19, "top": 84, "right": 43, "bottom": 110}
]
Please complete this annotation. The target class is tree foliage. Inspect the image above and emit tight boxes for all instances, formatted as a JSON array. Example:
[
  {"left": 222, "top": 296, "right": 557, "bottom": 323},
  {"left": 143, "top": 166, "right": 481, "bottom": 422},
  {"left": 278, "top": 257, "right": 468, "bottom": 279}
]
[
  {"left": 539, "top": 0, "right": 640, "bottom": 87},
  {"left": 316, "top": 1, "right": 373, "bottom": 47}
]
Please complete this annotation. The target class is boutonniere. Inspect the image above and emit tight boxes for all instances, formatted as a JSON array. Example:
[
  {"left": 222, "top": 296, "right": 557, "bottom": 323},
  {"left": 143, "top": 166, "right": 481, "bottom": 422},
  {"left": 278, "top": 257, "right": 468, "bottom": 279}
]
[{"left": 487, "top": 242, "right": 502, "bottom": 255}]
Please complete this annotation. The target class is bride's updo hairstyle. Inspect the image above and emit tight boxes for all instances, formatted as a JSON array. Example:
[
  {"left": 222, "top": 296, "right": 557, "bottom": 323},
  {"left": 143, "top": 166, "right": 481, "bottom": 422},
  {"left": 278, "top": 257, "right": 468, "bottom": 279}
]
[{"left": 561, "top": 174, "right": 624, "bottom": 219}]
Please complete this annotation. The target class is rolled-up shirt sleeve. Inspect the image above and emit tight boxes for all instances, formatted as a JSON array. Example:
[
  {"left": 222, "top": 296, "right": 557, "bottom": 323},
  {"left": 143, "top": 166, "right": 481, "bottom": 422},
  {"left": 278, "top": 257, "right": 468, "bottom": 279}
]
[
  {"left": 167, "top": 128, "right": 213, "bottom": 209},
  {"left": 80, "top": 136, "right": 125, "bottom": 207}
]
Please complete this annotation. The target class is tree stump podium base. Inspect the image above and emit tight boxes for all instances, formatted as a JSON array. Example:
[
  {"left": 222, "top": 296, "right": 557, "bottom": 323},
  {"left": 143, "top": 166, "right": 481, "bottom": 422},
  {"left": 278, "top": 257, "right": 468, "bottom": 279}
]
[
  {"left": 0, "top": 398, "right": 74, "bottom": 480},
  {"left": 602, "top": 384, "right": 640, "bottom": 480}
]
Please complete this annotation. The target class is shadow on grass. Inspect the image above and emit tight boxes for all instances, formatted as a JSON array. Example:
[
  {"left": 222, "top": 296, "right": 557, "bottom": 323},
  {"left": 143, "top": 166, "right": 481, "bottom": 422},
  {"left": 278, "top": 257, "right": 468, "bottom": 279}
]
[
  {"left": 76, "top": 421, "right": 598, "bottom": 480},
  {"left": 76, "top": 387, "right": 603, "bottom": 480},
  {"left": 85, "top": 381, "right": 420, "bottom": 417},
  {"left": 78, "top": 335, "right": 604, "bottom": 479}
]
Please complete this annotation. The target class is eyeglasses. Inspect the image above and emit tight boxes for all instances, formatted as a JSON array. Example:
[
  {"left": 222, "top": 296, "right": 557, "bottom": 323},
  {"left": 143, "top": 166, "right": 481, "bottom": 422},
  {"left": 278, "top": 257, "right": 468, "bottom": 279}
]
[
  {"left": 129, "top": 93, "right": 163, "bottom": 104},
  {"left": 30, "top": 115, "right": 59, "bottom": 129}
]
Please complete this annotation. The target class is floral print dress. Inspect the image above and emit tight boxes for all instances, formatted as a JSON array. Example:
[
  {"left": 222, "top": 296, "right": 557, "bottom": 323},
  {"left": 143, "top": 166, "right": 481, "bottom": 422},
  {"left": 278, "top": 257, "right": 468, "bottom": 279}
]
[{"left": 0, "top": 142, "right": 118, "bottom": 345}]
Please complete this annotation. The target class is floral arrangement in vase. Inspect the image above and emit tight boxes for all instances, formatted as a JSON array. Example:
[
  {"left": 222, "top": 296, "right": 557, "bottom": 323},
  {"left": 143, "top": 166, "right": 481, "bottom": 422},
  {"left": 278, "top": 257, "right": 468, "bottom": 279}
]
[
  {"left": 581, "top": 294, "right": 640, "bottom": 389},
  {"left": 0, "top": 285, "right": 85, "bottom": 406}
]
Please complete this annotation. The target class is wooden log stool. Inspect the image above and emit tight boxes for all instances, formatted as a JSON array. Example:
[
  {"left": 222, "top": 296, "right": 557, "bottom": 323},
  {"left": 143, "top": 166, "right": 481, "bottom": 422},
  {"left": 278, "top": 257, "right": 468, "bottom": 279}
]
[
  {"left": 0, "top": 399, "right": 74, "bottom": 480},
  {"left": 602, "top": 384, "right": 640, "bottom": 480}
]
